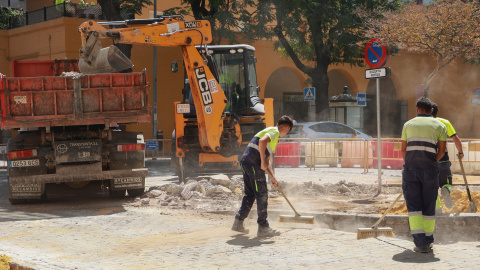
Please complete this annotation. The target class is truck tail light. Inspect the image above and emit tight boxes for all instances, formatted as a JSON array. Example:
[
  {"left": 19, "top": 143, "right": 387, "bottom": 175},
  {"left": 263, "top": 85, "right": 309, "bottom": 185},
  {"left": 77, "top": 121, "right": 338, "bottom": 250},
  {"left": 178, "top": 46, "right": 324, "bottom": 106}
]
[
  {"left": 117, "top": 144, "right": 145, "bottom": 152},
  {"left": 7, "top": 149, "right": 37, "bottom": 160}
]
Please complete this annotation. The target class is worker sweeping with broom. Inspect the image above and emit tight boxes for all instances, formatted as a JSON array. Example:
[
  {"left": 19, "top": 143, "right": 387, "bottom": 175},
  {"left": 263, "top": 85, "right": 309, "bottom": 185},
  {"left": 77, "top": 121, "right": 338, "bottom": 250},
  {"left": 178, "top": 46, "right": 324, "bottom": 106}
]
[
  {"left": 400, "top": 97, "right": 447, "bottom": 253},
  {"left": 231, "top": 115, "right": 293, "bottom": 237}
]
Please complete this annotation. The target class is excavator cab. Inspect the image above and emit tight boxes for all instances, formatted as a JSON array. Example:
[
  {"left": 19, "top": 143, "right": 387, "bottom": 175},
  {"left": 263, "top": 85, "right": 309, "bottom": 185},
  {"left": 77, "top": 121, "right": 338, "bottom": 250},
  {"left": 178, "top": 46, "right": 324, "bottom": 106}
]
[{"left": 179, "top": 45, "right": 265, "bottom": 117}]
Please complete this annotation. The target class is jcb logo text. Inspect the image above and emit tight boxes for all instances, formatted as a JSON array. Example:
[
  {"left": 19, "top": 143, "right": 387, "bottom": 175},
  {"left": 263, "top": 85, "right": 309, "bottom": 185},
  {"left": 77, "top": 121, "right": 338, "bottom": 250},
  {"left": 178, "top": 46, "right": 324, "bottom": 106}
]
[{"left": 195, "top": 67, "right": 213, "bottom": 106}]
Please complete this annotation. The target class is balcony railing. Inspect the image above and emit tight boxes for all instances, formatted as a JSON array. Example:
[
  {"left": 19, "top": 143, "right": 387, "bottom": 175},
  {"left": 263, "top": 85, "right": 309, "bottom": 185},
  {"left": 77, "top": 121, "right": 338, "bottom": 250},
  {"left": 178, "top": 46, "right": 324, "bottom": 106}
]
[{"left": 5, "top": 2, "right": 105, "bottom": 29}]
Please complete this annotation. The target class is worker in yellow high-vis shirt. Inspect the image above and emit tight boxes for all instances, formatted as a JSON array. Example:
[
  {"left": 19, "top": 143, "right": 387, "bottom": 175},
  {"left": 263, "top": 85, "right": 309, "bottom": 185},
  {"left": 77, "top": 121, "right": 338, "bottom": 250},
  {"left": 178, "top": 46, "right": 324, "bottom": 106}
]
[{"left": 432, "top": 103, "right": 464, "bottom": 211}]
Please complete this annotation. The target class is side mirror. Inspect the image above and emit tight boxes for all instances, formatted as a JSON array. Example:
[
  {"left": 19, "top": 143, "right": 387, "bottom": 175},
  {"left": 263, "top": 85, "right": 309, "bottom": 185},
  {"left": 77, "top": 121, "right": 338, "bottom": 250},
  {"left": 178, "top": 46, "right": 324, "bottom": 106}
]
[{"left": 171, "top": 61, "right": 178, "bottom": 73}]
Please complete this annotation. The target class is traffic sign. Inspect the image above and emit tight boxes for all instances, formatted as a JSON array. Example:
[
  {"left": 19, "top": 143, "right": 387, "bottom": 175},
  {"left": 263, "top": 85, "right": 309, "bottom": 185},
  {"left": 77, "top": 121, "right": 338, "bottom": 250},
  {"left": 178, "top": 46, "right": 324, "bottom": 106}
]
[
  {"left": 365, "top": 67, "right": 391, "bottom": 79},
  {"left": 474, "top": 88, "right": 480, "bottom": 98},
  {"left": 472, "top": 98, "right": 480, "bottom": 105},
  {"left": 357, "top": 93, "right": 366, "bottom": 106},
  {"left": 365, "top": 38, "right": 389, "bottom": 68},
  {"left": 145, "top": 140, "right": 158, "bottom": 150},
  {"left": 304, "top": 87, "right": 315, "bottom": 101}
]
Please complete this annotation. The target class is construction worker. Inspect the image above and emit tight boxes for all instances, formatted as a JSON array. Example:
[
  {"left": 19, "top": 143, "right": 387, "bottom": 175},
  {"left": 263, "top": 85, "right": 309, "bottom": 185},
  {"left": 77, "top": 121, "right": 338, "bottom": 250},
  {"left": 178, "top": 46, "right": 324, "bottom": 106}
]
[
  {"left": 432, "top": 103, "right": 464, "bottom": 211},
  {"left": 231, "top": 115, "right": 293, "bottom": 237},
  {"left": 401, "top": 97, "right": 447, "bottom": 253}
]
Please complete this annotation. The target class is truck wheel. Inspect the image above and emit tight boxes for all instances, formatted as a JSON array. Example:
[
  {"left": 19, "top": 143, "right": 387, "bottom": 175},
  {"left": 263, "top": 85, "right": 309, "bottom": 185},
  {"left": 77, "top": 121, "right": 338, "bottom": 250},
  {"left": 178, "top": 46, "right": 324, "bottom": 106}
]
[{"left": 127, "top": 188, "right": 144, "bottom": 197}]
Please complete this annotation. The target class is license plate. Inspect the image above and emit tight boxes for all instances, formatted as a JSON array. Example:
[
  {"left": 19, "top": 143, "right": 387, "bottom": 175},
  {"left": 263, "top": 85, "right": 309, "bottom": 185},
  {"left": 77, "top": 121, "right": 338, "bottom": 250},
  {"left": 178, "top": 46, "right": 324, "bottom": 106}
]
[
  {"left": 9, "top": 159, "right": 40, "bottom": 167},
  {"left": 176, "top": 103, "right": 190, "bottom": 114},
  {"left": 113, "top": 177, "right": 144, "bottom": 189}
]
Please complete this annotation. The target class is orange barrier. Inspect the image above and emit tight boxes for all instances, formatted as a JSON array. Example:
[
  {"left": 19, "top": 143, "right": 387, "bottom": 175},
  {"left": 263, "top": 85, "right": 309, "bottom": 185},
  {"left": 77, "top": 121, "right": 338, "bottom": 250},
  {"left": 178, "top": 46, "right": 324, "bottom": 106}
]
[
  {"left": 274, "top": 142, "right": 301, "bottom": 168},
  {"left": 371, "top": 140, "right": 404, "bottom": 169},
  {"left": 341, "top": 140, "right": 373, "bottom": 168}
]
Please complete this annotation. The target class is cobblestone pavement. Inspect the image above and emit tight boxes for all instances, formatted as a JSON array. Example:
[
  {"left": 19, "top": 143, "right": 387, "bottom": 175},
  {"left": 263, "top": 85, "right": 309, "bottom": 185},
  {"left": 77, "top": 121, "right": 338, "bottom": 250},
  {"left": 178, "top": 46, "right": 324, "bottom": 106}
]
[
  {"left": 1, "top": 207, "right": 480, "bottom": 270},
  {"left": 1, "top": 160, "right": 480, "bottom": 269}
]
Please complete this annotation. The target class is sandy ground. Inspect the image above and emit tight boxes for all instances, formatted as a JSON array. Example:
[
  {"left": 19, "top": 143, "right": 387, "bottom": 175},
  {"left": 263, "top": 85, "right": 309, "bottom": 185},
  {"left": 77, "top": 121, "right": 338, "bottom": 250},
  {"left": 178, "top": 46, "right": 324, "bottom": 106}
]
[{"left": 1, "top": 159, "right": 479, "bottom": 269}]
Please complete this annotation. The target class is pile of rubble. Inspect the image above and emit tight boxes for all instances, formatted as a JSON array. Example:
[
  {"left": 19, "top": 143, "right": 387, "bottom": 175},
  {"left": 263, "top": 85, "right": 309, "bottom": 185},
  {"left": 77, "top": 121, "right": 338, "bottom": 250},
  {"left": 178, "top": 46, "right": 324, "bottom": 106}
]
[{"left": 130, "top": 176, "right": 385, "bottom": 212}]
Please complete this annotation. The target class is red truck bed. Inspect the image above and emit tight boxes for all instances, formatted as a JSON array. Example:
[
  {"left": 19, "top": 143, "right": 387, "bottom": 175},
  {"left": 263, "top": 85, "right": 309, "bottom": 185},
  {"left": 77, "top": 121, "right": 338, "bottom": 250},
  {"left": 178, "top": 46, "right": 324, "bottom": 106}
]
[{"left": 0, "top": 69, "right": 150, "bottom": 129}]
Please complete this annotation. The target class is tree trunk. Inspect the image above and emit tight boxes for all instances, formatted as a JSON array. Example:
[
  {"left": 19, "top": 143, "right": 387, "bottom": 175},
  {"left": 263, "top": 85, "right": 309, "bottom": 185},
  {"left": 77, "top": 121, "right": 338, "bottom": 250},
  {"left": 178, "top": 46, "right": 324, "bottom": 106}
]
[{"left": 310, "top": 65, "right": 330, "bottom": 121}]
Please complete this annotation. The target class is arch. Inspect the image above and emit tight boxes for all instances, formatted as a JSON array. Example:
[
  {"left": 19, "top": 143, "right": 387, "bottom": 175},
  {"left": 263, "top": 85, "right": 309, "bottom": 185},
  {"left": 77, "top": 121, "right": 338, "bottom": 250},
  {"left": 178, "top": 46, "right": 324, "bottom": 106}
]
[
  {"left": 264, "top": 67, "right": 308, "bottom": 122},
  {"left": 364, "top": 77, "right": 402, "bottom": 137},
  {"left": 264, "top": 66, "right": 306, "bottom": 98},
  {"left": 328, "top": 69, "right": 359, "bottom": 96}
]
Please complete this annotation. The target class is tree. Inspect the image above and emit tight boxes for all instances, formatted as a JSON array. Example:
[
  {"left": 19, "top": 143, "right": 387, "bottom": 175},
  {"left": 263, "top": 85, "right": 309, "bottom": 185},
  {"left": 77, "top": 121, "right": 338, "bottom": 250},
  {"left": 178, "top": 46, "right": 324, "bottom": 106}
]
[
  {"left": 96, "top": 0, "right": 153, "bottom": 71},
  {"left": 241, "top": 0, "right": 399, "bottom": 120},
  {"left": 97, "top": 0, "right": 152, "bottom": 21},
  {"left": 164, "top": 0, "right": 246, "bottom": 44},
  {"left": 365, "top": 0, "right": 480, "bottom": 97},
  {"left": 0, "top": 7, "right": 24, "bottom": 30}
]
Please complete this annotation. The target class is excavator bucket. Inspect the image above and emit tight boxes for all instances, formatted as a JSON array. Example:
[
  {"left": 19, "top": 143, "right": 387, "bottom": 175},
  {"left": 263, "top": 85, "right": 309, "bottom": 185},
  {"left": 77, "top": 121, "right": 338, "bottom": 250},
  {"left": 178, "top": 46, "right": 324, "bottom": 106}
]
[{"left": 78, "top": 45, "right": 133, "bottom": 74}]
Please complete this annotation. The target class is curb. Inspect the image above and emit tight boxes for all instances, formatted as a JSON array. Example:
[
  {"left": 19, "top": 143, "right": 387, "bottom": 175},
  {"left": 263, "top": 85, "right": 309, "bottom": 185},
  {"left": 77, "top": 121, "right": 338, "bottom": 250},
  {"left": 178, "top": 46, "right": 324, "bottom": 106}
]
[{"left": 214, "top": 210, "right": 480, "bottom": 242}]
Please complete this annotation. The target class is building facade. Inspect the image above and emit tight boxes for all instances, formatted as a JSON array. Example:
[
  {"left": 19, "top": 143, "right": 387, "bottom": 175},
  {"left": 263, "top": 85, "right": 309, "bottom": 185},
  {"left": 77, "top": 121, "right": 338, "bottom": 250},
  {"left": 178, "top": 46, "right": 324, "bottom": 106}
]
[{"left": 0, "top": 0, "right": 479, "bottom": 142}]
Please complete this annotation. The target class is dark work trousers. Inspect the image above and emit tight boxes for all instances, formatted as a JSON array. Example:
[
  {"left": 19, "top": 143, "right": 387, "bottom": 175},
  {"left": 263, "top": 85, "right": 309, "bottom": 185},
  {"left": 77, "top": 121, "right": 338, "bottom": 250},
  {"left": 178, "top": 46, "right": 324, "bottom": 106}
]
[
  {"left": 235, "top": 162, "right": 269, "bottom": 228},
  {"left": 402, "top": 166, "right": 439, "bottom": 247},
  {"left": 438, "top": 161, "right": 452, "bottom": 188}
]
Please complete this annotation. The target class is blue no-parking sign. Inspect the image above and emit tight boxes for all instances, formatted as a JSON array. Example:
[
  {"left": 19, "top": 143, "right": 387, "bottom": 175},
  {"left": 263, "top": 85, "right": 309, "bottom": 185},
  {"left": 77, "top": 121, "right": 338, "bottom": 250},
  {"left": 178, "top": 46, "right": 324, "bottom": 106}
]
[
  {"left": 304, "top": 87, "right": 315, "bottom": 101},
  {"left": 365, "top": 38, "right": 389, "bottom": 69}
]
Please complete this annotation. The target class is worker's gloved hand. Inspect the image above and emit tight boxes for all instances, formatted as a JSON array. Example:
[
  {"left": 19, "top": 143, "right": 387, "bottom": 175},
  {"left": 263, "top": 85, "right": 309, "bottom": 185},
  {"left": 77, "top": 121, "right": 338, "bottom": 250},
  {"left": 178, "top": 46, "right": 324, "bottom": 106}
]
[{"left": 457, "top": 152, "right": 464, "bottom": 160}]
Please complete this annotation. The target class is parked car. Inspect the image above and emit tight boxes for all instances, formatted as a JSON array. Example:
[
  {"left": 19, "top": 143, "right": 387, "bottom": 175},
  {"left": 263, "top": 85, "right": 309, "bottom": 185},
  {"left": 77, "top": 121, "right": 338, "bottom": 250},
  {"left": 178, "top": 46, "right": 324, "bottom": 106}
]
[{"left": 284, "top": 121, "right": 372, "bottom": 141}]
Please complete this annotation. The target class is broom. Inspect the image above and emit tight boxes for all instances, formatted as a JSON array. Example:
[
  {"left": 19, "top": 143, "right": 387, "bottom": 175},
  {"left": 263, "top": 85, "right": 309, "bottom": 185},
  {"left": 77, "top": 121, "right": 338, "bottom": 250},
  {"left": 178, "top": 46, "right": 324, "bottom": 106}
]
[
  {"left": 357, "top": 192, "right": 402, "bottom": 239},
  {"left": 267, "top": 171, "right": 315, "bottom": 224},
  {"left": 458, "top": 156, "right": 478, "bottom": 213}
]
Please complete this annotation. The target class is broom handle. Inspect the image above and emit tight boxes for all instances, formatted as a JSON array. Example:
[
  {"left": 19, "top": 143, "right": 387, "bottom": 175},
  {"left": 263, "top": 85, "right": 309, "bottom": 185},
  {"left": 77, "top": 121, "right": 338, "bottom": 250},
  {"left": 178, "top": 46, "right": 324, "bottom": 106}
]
[
  {"left": 458, "top": 157, "right": 474, "bottom": 202},
  {"left": 372, "top": 192, "right": 403, "bottom": 229},
  {"left": 266, "top": 171, "right": 301, "bottom": 216}
]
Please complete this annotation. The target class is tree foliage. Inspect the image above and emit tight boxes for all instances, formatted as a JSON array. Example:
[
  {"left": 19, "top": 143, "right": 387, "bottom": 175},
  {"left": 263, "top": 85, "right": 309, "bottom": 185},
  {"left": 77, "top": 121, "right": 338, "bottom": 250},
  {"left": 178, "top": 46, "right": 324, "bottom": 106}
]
[
  {"left": 0, "top": 7, "right": 24, "bottom": 30},
  {"left": 164, "top": 0, "right": 247, "bottom": 44},
  {"left": 97, "top": 0, "right": 152, "bottom": 21},
  {"left": 241, "top": 0, "right": 399, "bottom": 120},
  {"left": 364, "top": 0, "right": 480, "bottom": 96}
]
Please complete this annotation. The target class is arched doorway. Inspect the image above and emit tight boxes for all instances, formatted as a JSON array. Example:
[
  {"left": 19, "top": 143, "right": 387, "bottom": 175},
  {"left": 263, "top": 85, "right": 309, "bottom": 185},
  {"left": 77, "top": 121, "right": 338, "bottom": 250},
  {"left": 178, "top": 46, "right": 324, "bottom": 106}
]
[
  {"left": 264, "top": 67, "right": 306, "bottom": 122},
  {"left": 365, "top": 78, "right": 404, "bottom": 137}
]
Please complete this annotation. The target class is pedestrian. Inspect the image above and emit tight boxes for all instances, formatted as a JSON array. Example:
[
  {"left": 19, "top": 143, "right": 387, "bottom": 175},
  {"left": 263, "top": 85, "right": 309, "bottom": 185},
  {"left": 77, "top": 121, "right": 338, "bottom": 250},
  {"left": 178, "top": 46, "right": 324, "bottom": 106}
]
[
  {"left": 400, "top": 97, "right": 447, "bottom": 253},
  {"left": 432, "top": 103, "right": 464, "bottom": 211},
  {"left": 231, "top": 115, "right": 293, "bottom": 237}
]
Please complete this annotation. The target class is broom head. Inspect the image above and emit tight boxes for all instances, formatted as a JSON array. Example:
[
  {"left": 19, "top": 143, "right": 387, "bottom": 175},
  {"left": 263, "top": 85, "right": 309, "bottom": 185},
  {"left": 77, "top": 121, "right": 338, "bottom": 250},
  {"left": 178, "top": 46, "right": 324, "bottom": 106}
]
[
  {"left": 279, "top": 214, "right": 315, "bottom": 224},
  {"left": 357, "top": 227, "right": 395, "bottom": 240},
  {"left": 468, "top": 201, "right": 478, "bottom": 213}
]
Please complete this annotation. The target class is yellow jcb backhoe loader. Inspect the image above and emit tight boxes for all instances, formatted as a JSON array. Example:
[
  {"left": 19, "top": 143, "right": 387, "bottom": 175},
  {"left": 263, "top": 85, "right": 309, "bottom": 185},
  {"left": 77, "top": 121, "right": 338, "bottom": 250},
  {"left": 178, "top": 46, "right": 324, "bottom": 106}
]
[{"left": 77, "top": 16, "right": 273, "bottom": 183}]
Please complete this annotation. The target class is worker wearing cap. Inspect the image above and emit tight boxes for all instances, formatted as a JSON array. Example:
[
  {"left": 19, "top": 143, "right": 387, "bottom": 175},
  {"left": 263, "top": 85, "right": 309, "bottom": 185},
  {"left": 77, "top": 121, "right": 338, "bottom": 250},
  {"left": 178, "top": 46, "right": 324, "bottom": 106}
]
[
  {"left": 401, "top": 97, "right": 447, "bottom": 253},
  {"left": 432, "top": 103, "right": 464, "bottom": 212},
  {"left": 231, "top": 115, "right": 293, "bottom": 237}
]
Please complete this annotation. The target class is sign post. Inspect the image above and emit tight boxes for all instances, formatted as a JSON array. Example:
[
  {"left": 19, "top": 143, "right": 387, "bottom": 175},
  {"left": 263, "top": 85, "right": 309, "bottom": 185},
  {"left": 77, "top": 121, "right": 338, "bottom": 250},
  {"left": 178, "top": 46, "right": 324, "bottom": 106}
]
[{"left": 365, "top": 38, "right": 390, "bottom": 196}]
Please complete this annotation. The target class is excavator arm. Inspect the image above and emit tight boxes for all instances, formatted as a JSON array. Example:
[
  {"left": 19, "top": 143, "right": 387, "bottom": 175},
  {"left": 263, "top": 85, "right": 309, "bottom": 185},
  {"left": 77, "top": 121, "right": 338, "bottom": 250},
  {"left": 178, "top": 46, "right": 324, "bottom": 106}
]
[{"left": 78, "top": 17, "right": 227, "bottom": 152}]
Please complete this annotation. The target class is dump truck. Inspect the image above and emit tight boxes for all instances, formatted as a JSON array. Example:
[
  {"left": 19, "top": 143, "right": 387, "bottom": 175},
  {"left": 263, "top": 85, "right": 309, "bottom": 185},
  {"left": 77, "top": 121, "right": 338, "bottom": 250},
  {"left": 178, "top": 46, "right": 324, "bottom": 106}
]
[
  {"left": 1, "top": 59, "right": 149, "bottom": 204},
  {"left": 77, "top": 16, "right": 273, "bottom": 184}
]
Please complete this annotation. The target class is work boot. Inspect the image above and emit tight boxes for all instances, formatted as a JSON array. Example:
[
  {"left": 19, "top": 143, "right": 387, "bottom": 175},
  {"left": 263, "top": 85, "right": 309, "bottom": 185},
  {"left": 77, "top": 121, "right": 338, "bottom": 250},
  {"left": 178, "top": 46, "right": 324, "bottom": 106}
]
[
  {"left": 257, "top": 226, "right": 281, "bottom": 237},
  {"left": 231, "top": 218, "right": 249, "bottom": 234},
  {"left": 441, "top": 186, "right": 454, "bottom": 209},
  {"left": 414, "top": 245, "right": 433, "bottom": 253}
]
